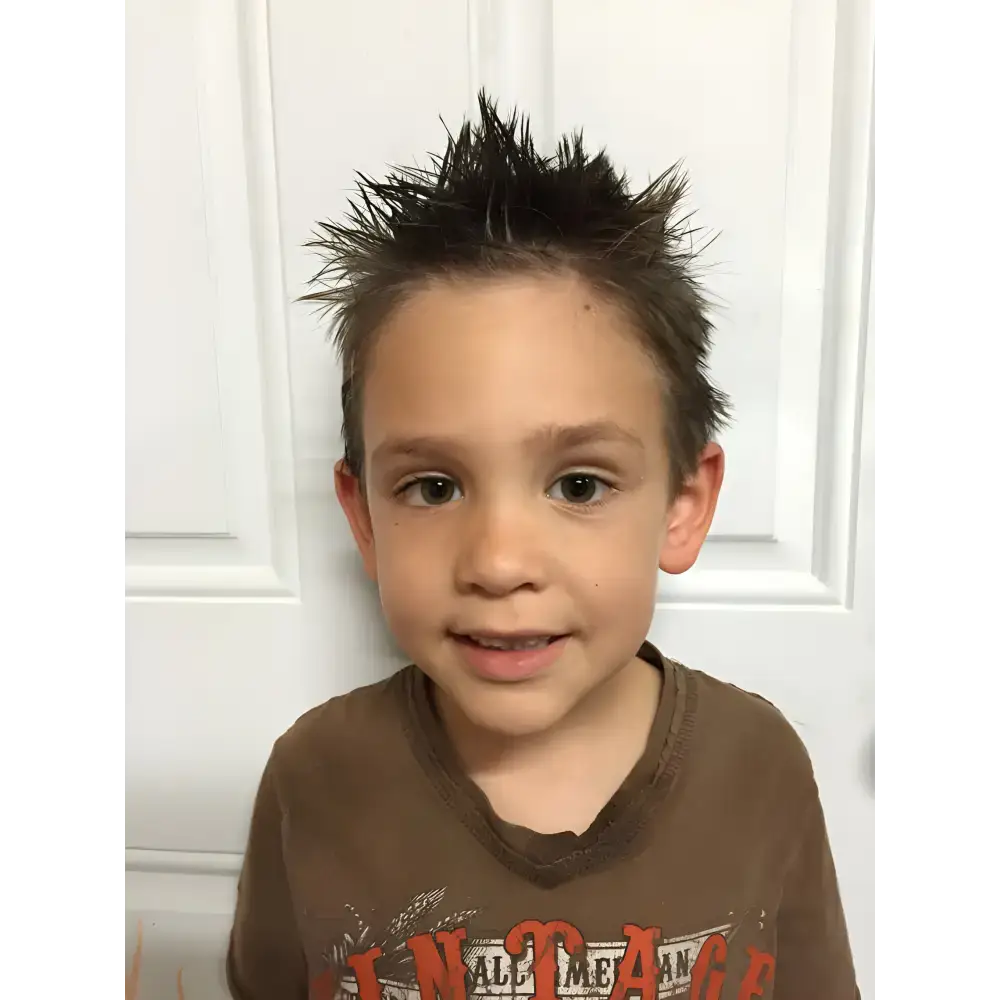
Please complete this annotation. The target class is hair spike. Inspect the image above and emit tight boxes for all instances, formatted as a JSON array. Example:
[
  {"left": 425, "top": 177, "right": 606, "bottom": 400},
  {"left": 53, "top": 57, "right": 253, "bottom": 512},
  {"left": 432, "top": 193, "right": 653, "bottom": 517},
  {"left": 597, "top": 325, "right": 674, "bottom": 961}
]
[{"left": 301, "top": 90, "right": 730, "bottom": 488}]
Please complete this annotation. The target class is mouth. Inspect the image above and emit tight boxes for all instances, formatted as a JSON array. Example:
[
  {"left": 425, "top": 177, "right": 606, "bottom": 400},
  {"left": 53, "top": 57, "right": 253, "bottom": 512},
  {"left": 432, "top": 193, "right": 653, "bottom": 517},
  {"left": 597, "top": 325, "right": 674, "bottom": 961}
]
[
  {"left": 448, "top": 630, "right": 572, "bottom": 682},
  {"left": 450, "top": 632, "right": 568, "bottom": 651}
]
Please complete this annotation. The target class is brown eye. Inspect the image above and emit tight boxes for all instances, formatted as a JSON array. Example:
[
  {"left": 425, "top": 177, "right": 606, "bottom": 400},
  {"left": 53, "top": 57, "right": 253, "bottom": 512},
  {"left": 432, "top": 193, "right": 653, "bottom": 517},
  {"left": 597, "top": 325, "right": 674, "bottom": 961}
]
[
  {"left": 549, "top": 474, "right": 609, "bottom": 505},
  {"left": 399, "top": 477, "right": 462, "bottom": 507}
]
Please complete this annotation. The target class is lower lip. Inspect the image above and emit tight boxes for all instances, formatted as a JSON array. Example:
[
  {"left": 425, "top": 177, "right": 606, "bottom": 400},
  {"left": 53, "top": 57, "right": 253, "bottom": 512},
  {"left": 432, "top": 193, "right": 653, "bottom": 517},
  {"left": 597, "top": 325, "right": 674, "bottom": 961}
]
[{"left": 451, "top": 634, "right": 570, "bottom": 682}]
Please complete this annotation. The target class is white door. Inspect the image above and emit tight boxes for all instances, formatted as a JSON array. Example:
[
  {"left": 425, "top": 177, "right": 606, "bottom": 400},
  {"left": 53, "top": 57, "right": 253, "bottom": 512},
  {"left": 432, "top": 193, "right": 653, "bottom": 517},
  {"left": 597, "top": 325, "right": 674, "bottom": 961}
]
[{"left": 126, "top": 1, "right": 874, "bottom": 997}]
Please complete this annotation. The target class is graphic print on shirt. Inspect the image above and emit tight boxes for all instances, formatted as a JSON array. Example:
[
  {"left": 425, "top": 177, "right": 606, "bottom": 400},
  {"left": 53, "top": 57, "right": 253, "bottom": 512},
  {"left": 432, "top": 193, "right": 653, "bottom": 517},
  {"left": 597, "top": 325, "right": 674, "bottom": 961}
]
[{"left": 309, "top": 888, "right": 776, "bottom": 1000}]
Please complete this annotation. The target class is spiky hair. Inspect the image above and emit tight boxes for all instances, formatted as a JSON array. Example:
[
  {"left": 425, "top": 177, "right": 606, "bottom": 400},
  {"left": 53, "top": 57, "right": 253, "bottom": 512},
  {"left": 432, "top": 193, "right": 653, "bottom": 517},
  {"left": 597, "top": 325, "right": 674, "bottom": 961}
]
[{"left": 301, "top": 92, "right": 730, "bottom": 490}]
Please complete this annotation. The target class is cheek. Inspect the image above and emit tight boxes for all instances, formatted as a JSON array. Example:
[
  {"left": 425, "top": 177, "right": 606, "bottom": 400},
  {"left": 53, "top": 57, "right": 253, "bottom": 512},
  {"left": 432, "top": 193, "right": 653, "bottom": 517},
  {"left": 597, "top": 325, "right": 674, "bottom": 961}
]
[
  {"left": 369, "top": 510, "right": 446, "bottom": 633},
  {"left": 591, "top": 488, "right": 667, "bottom": 561},
  {"left": 569, "top": 505, "right": 664, "bottom": 610},
  {"left": 582, "top": 543, "right": 661, "bottom": 611}
]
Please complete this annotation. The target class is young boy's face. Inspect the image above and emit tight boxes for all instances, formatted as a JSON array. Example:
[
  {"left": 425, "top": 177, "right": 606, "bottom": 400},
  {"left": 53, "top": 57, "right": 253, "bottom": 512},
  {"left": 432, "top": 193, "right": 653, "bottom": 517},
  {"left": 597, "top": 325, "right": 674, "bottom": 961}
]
[{"left": 337, "top": 274, "right": 722, "bottom": 738}]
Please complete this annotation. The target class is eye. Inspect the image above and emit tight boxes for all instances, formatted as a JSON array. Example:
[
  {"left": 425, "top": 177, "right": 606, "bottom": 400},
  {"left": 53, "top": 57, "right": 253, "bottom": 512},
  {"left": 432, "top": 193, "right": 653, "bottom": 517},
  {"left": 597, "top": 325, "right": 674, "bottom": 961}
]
[
  {"left": 397, "top": 476, "right": 463, "bottom": 507},
  {"left": 548, "top": 473, "right": 611, "bottom": 505}
]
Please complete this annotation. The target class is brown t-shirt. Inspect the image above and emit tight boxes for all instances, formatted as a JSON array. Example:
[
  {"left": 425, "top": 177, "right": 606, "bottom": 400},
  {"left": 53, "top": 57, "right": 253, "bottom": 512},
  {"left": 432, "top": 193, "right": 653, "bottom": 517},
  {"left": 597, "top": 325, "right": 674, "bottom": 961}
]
[{"left": 227, "top": 643, "right": 859, "bottom": 1000}]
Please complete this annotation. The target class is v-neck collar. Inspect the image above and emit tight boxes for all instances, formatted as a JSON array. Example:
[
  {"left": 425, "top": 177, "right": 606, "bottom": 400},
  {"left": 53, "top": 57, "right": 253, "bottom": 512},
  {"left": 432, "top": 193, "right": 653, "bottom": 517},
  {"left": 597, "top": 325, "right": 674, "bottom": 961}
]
[{"left": 400, "top": 641, "right": 697, "bottom": 889}]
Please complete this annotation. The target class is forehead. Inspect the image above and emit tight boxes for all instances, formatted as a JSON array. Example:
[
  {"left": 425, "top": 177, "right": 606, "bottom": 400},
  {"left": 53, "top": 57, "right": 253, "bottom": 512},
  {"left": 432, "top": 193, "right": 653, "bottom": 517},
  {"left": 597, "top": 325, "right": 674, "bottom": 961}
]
[{"left": 362, "top": 274, "right": 664, "bottom": 453}]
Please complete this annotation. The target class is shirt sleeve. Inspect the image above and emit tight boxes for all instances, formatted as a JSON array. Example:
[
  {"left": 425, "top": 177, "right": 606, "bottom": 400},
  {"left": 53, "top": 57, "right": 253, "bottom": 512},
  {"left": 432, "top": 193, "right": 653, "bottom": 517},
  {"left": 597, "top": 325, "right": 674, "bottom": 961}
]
[
  {"left": 226, "top": 752, "right": 309, "bottom": 1000},
  {"left": 773, "top": 791, "right": 861, "bottom": 1000}
]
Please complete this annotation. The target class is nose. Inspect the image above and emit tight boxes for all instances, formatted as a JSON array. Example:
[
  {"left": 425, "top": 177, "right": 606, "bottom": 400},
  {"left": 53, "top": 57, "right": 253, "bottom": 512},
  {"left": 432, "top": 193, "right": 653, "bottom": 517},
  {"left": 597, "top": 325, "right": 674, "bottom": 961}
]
[{"left": 454, "top": 499, "right": 547, "bottom": 597}]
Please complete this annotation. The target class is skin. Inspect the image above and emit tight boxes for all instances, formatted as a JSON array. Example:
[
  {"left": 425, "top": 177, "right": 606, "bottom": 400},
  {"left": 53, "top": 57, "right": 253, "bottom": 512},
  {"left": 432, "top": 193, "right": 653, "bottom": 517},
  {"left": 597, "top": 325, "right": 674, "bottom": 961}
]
[{"left": 336, "top": 273, "right": 724, "bottom": 833}]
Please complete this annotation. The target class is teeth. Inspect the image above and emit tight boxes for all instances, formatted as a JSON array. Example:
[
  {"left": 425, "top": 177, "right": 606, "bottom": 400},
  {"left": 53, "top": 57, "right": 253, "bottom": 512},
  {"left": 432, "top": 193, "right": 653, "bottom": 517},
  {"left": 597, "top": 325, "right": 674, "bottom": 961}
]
[{"left": 468, "top": 635, "right": 552, "bottom": 651}]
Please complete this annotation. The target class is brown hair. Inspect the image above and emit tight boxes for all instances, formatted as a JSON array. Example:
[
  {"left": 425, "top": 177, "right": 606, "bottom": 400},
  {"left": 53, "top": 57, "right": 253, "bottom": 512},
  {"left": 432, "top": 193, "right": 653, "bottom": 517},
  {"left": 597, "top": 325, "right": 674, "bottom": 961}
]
[{"left": 300, "top": 92, "right": 730, "bottom": 492}]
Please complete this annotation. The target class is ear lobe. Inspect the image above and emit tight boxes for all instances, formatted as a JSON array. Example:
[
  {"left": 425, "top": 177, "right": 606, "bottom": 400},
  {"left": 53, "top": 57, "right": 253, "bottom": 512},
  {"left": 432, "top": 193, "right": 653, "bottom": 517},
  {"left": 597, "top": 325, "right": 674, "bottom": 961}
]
[
  {"left": 334, "top": 459, "right": 378, "bottom": 582},
  {"left": 658, "top": 443, "right": 725, "bottom": 576}
]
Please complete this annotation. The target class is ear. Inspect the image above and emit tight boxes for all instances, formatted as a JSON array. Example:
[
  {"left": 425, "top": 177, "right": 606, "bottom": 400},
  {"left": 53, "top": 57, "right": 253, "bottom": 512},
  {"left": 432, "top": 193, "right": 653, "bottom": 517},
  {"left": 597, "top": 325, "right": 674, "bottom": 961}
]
[
  {"left": 659, "top": 443, "right": 725, "bottom": 575},
  {"left": 334, "top": 459, "right": 378, "bottom": 582}
]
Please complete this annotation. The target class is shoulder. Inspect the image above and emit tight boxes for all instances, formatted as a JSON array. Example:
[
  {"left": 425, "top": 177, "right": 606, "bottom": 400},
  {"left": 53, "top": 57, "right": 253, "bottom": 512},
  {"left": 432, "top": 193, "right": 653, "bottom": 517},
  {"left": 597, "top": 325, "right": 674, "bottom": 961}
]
[
  {"left": 267, "top": 667, "right": 416, "bottom": 804},
  {"left": 275, "top": 669, "right": 407, "bottom": 754},
  {"left": 681, "top": 665, "right": 817, "bottom": 796}
]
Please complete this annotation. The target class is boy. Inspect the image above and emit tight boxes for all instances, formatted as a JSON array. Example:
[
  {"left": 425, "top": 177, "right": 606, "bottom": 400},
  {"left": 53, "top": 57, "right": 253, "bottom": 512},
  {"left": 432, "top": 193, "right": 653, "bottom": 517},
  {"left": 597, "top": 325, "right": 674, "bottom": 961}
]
[{"left": 227, "top": 95, "right": 859, "bottom": 1000}]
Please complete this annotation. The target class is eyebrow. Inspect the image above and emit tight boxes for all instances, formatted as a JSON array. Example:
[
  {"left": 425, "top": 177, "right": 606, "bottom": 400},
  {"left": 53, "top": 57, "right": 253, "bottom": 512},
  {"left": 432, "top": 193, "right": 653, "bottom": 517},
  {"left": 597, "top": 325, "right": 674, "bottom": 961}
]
[{"left": 370, "top": 420, "right": 645, "bottom": 466}]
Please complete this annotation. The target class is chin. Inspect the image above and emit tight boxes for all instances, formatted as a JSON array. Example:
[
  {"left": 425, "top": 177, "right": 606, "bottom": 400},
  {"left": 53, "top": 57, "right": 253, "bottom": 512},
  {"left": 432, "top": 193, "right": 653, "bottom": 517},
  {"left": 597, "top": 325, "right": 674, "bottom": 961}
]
[{"left": 457, "top": 686, "right": 571, "bottom": 738}]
